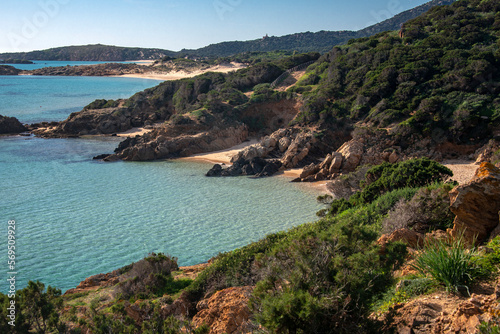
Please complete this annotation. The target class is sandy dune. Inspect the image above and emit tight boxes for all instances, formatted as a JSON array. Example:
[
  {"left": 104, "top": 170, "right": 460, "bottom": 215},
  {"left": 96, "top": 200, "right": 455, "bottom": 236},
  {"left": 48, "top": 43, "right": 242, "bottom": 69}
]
[{"left": 118, "top": 62, "right": 247, "bottom": 81}]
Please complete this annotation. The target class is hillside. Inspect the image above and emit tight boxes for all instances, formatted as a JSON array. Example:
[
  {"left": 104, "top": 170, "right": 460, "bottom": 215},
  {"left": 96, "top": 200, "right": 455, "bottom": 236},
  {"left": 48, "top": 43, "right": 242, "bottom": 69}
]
[
  {"left": 0, "top": 44, "right": 176, "bottom": 61},
  {"left": 0, "top": 0, "right": 456, "bottom": 61},
  {"left": 35, "top": 0, "right": 499, "bottom": 167},
  {"left": 182, "top": 0, "right": 457, "bottom": 56}
]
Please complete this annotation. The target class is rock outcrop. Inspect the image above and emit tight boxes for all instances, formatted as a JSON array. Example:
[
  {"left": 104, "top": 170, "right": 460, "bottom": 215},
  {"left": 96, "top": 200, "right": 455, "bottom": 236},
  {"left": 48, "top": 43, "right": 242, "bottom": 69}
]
[
  {"left": 161, "top": 291, "right": 197, "bottom": 318},
  {"left": 106, "top": 119, "right": 248, "bottom": 161},
  {"left": 64, "top": 271, "right": 120, "bottom": 295},
  {"left": 378, "top": 280, "right": 500, "bottom": 334},
  {"left": 0, "top": 65, "right": 21, "bottom": 75},
  {"left": 449, "top": 162, "right": 500, "bottom": 244},
  {"left": 231, "top": 128, "right": 315, "bottom": 166},
  {"left": 295, "top": 126, "right": 483, "bottom": 183},
  {"left": 475, "top": 139, "right": 500, "bottom": 165},
  {"left": 33, "top": 103, "right": 166, "bottom": 138},
  {"left": 206, "top": 157, "right": 282, "bottom": 177},
  {"left": 377, "top": 228, "right": 425, "bottom": 251},
  {"left": 294, "top": 138, "right": 372, "bottom": 182},
  {"left": 0, "top": 115, "right": 27, "bottom": 134},
  {"left": 192, "top": 286, "right": 254, "bottom": 334},
  {"left": 208, "top": 127, "right": 322, "bottom": 177}
]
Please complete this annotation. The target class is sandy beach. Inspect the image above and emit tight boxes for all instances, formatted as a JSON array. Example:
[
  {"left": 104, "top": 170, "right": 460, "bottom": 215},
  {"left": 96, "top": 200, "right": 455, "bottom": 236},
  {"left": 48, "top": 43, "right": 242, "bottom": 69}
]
[
  {"left": 179, "top": 140, "right": 329, "bottom": 194},
  {"left": 276, "top": 168, "right": 329, "bottom": 194},
  {"left": 131, "top": 60, "right": 155, "bottom": 65},
  {"left": 179, "top": 139, "right": 259, "bottom": 164},
  {"left": 115, "top": 127, "right": 153, "bottom": 137},
  {"left": 117, "top": 62, "right": 247, "bottom": 81}
]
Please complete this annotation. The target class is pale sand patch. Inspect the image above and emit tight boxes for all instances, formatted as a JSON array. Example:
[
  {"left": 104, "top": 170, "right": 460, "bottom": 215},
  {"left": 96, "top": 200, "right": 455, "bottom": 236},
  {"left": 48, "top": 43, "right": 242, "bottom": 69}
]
[
  {"left": 129, "top": 60, "right": 155, "bottom": 65},
  {"left": 442, "top": 159, "right": 478, "bottom": 185},
  {"left": 277, "top": 168, "right": 329, "bottom": 195},
  {"left": 117, "top": 62, "right": 247, "bottom": 81},
  {"left": 115, "top": 127, "right": 152, "bottom": 137},
  {"left": 179, "top": 139, "right": 259, "bottom": 164}
]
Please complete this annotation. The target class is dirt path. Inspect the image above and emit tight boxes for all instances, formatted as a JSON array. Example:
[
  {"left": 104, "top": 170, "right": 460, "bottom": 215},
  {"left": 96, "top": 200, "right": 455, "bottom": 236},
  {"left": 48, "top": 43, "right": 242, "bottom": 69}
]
[{"left": 442, "top": 159, "right": 478, "bottom": 184}]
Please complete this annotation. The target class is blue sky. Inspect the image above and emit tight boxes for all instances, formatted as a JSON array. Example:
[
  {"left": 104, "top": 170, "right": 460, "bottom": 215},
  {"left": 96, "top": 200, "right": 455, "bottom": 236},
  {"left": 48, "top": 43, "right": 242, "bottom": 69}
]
[{"left": 0, "top": 0, "right": 430, "bottom": 53}]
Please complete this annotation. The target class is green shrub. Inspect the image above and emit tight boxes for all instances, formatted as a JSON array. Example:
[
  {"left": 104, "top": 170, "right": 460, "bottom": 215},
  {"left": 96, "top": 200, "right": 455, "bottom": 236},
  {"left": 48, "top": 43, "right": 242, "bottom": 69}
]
[
  {"left": 327, "top": 158, "right": 452, "bottom": 216},
  {"left": 359, "top": 158, "right": 453, "bottom": 203},
  {"left": 479, "top": 321, "right": 500, "bottom": 334},
  {"left": 118, "top": 253, "right": 182, "bottom": 299},
  {"left": 382, "top": 183, "right": 455, "bottom": 234},
  {"left": 84, "top": 99, "right": 119, "bottom": 110},
  {"left": 372, "top": 277, "right": 435, "bottom": 314},
  {"left": 473, "top": 236, "right": 500, "bottom": 279}
]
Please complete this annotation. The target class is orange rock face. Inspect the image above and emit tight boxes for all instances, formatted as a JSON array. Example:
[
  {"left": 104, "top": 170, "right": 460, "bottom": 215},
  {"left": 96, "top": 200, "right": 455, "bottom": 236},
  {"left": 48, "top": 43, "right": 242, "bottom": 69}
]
[
  {"left": 377, "top": 228, "right": 424, "bottom": 251},
  {"left": 449, "top": 162, "right": 500, "bottom": 244},
  {"left": 192, "top": 286, "right": 254, "bottom": 334},
  {"left": 379, "top": 289, "right": 499, "bottom": 334},
  {"left": 64, "top": 272, "right": 119, "bottom": 295}
]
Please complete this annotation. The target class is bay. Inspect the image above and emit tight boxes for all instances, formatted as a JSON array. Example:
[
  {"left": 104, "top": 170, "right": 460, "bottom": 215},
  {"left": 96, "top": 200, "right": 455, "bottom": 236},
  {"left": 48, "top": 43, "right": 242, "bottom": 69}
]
[{"left": 0, "top": 74, "right": 323, "bottom": 293}]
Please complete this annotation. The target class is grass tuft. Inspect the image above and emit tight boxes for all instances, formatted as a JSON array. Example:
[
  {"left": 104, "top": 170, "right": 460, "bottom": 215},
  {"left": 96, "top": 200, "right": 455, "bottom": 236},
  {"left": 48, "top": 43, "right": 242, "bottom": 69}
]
[{"left": 411, "top": 235, "right": 479, "bottom": 294}]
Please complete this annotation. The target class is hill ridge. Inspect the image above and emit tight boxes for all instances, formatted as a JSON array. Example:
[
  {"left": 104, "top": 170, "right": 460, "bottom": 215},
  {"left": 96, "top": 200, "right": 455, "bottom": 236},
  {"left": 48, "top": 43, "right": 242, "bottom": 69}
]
[{"left": 0, "top": 0, "right": 456, "bottom": 61}]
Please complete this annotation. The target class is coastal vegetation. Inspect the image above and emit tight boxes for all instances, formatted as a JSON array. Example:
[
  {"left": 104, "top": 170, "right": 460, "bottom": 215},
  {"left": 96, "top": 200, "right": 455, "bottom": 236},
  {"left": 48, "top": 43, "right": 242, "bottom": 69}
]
[
  {"left": 0, "top": 59, "right": 33, "bottom": 64},
  {"left": 2, "top": 158, "right": 499, "bottom": 333},
  {"left": 292, "top": 1, "right": 500, "bottom": 145},
  {"left": 2, "top": 0, "right": 500, "bottom": 332},
  {"left": 0, "top": 44, "right": 176, "bottom": 62}
]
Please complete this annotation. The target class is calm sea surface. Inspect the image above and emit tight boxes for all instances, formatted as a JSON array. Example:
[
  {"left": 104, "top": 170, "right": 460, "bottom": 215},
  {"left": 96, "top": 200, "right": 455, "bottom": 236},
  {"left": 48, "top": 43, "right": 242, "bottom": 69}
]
[{"left": 0, "top": 64, "right": 322, "bottom": 292}]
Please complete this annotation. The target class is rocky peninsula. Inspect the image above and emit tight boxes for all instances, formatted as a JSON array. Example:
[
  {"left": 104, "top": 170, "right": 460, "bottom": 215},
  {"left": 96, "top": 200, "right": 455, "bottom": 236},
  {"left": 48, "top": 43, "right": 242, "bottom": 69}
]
[
  {"left": 0, "top": 59, "right": 247, "bottom": 81},
  {"left": 0, "top": 65, "right": 22, "bottom": 75}
]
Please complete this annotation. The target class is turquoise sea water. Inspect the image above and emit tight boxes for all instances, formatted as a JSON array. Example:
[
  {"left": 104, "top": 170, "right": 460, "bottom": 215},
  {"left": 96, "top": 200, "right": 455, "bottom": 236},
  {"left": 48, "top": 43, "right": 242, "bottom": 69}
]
[
  {"left": 9, "top": 60, "right": 141, "bottom": 71},
  {"left": 0, "top": 74, "right": 323, "bottom": 293},
  {"left": 0, "top": 75, "right": 162, "bottom": 124}
]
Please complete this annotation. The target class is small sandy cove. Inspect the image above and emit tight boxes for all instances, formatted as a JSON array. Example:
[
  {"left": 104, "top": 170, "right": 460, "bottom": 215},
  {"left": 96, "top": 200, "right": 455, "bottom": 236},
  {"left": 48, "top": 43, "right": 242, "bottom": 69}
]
[
  {"left": 179, "top": 140, "right": 329, "bottom": 194},
  {"left": 179, "top": 139, "right": 259, "bottom": 164},
  {"left": 114, "top": 127, "right": 153, "bottom": 137}
]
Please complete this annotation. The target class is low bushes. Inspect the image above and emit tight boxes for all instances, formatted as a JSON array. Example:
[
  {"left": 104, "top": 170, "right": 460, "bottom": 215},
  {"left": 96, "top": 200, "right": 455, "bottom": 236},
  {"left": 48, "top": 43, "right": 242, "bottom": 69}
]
[
  {"left": 327, "top": 158, "right": 453, "bottom": 216},
  {"left": 118, "top": 253, "right": 183, "bottom": 299},
  {"left": 382, "top": 183, "right": 456, "bottom": 234}
]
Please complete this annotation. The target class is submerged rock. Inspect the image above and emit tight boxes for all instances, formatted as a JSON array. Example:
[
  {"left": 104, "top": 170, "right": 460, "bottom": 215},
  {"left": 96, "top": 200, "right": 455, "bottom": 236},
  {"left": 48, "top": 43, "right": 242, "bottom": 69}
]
[{"left": 92, "top": 154, "right": 111, "bottom": 160}]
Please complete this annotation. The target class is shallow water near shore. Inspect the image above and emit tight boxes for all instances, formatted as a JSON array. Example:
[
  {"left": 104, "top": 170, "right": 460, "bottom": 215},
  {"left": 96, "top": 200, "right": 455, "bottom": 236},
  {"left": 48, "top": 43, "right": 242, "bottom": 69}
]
[
  {"left": 0, "top": 73, "right": 323, "bottom": 293},
  {"left": 0, "top": 136, "right": 322, "bottom": 292}
]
